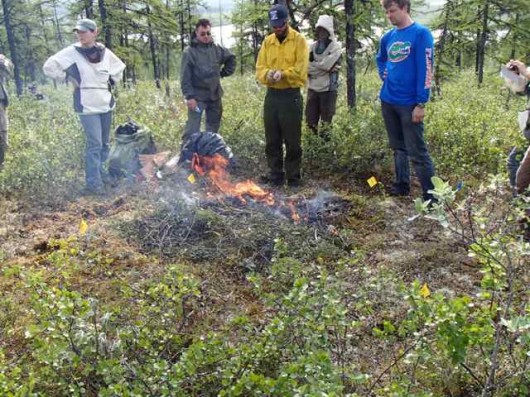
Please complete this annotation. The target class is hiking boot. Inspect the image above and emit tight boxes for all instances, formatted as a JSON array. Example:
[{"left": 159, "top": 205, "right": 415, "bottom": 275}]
[
  {"left": 80, "top": 185, "right": 106, "bottom": 197},
  {"left": 102, "top": 173, "right": 119, "bottom": 188},
  {"left": 388, "top": 184, "right": 410, "bottom": 197},
  {"left": 423, "top": 193, "right": 438, "bottom": 207},
  {"left": 259, "top": 174, "right": 284, "bottom": 187},
  {"left": 287, "top": 178, "right": 302, "bottom": 188}
]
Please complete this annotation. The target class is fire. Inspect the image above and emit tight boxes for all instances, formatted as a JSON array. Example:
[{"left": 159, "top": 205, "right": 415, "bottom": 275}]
[{"left": 191, "top": 153, "right": 300, "bottom": 222}]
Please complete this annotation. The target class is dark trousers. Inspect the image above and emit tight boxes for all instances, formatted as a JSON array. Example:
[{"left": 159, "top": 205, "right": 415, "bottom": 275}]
[
  {"left": 305, "top": 89, "right": 337, "bottom": 137},
  {"left": 183, "top": 98, "right": 223, "bottom": 142},
  {"left": 381, "top": 101, "right": 435, "bottom": 199},
  {"left": 264, "top": 88, "right": 303, "bottom": 181}
]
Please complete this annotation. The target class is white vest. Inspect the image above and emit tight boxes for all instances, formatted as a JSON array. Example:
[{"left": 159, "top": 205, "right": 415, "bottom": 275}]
[{"left": 43, "top": 44, "right": 125, "bottom": 114}]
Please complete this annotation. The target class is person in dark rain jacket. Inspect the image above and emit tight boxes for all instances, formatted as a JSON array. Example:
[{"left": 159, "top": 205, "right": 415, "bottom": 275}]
[{"left": 180, "top": 19, "right": 236, "bottom": 143}]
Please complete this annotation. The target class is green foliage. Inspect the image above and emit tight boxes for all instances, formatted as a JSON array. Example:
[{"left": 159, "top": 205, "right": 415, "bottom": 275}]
[
  {"left": 0, "top": 70, "right": 523, "bottom": 201},
  {"left": 0, "top": 92, "right": 84, "bottom": 202},
  {"left": 405, "top": 175, "right": 530, "bottom": 395},
  {"left": 432, "top": 0, "right": 530, "bottom": 78},
  {"left": 2, "top": 67, "right": 530, "bottom": 395}
]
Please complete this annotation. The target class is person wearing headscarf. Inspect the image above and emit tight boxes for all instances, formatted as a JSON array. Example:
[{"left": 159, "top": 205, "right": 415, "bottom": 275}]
[{"left": 306, "top": 15, "right": 342, "bottom": 140}]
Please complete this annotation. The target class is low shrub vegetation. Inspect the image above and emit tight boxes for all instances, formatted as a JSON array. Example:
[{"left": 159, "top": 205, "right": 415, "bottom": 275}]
[{"left": 1, "top": 70, "right": 529, "bottom": 396}]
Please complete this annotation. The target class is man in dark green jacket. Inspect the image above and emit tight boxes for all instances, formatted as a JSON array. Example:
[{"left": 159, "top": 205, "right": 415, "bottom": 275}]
[{"left": 180, "top": 19, "right": 236, "bottom": 143}]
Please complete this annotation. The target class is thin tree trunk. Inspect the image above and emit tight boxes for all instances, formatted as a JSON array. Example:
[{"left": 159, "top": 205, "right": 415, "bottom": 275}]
[
  {"left": 52, "top": 0, "right": 64, "bottom": 47},
  {"left": 239, "top": 23, "right": 244, "bottom": 75},
  {"left": 98, "top": 0, "right": 112, "bottom": 49},
  {"left": 38, "top": 3, "right": 50, "bottom": 48},
  {"left": 120, "top": 0, "right": 131, "bottom": 84},
  {"left": 509, "top": 13, "right": 519, "bottom": 60},
  {"left": 345, "top": 0, "right": 356, "bottom": 109},
  {"left": 187, "top": 0, "right": 192, "bottom": 40},
  {"left": 2, "top": 0, "right": 22, "bottom": 96},
  {"left": 165, "top": 0, "right": 171, "bottom": 81},
  {"left": 434, "top": 0, "right": 453, "bottom": 96},
  {"left": 146, "top": 5, "right": 161, "bottom": 88},
  {"left": 179, "top": 1, "right": 185, "bottom": 51},
  {"left": 85, "top": 0, "right": 94, "bottom": 19},
  {"left": 24, "top": 25, "right": 36, "bottom": 83},
  {"left": 252, "top": 0, "right": 259, "bottom": 62},
  {"left": 474, "top": 6, "right": 480, "bottom": 74},
  {"left": 477, "top": 1, "right": 488, "bottom": 85}
]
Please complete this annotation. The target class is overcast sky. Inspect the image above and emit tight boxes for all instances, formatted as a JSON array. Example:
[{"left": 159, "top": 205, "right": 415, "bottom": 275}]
[{"left": 202, "top": 0, "right": 235, "bottom": 12}]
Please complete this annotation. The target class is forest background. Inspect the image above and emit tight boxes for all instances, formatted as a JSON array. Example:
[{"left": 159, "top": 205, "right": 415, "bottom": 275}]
[{"left": 1, "top": 0, "right": 530, "bottom": 396}]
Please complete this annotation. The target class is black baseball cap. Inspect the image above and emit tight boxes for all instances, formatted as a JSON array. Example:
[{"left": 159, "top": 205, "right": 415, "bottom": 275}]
[{"left": 268, "top": 5, "right": 288, "bottom": 28}]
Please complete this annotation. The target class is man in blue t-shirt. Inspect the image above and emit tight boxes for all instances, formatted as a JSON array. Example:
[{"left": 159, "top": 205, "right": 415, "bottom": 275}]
[{"left": 376, "top": 0, "right": 436, "bottom": 201}]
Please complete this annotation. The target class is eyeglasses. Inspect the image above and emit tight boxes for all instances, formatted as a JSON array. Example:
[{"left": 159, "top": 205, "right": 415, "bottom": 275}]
[
  {"left": 272, "top": 22, "right": 287, "bottom": 30},
  {"left": 199, "top": 31, "right": 212, "bottom": 37}
]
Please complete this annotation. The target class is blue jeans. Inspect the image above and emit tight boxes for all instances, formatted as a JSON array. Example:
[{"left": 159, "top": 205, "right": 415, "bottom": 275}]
[
  {"left": 79, "top": 111, "right": 113, "bottom": 189},
  {"left": 381, "top": 101, "right": 435, "bottom": 199}
]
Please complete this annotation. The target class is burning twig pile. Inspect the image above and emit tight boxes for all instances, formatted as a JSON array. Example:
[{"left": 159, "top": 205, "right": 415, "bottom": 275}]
[
  {"left": 191, "top": 153, "right": 351, "bottom": 224},
  {"left": 119, "top": 153, "right": 354, "bottom": 265}
]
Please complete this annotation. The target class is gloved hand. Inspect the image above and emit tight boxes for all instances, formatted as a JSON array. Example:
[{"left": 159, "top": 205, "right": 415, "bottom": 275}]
[{"left": 272, "top": 70, "right": 282, "bottom": 82}]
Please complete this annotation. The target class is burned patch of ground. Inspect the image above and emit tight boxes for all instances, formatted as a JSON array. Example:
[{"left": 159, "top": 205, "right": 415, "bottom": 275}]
[{"left": 117, "top": 191, "right": 359, "bottom": 277}]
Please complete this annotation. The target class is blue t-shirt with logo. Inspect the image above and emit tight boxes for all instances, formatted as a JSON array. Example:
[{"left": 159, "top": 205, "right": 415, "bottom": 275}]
[{"left": 376, "top": 22, "right": 434, "bottom": 106}]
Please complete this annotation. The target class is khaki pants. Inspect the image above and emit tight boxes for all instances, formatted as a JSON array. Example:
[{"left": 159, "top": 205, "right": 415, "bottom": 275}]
[{"left": 0, "top": 103, "right": 8, "bottom": 167}]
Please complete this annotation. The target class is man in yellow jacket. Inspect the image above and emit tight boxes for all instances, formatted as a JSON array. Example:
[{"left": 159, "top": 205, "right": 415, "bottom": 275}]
[{"left": 256, "top": 4, "right": 308, "bottom": 187}]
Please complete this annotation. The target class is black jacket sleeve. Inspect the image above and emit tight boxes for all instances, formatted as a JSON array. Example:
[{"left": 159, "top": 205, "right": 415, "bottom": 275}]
[
  {"left": 219, "top": 46, "right": 236, "bottom": 78},
  {"left": 180, "top": 49, "right": 195, "bottom": 99}
]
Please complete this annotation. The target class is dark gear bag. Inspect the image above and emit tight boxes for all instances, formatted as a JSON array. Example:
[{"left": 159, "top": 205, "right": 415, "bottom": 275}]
[
  {"left": 108, "top": 120, "right": 157, "bottom": 178},
  {"left": 179, "top": 131, "right": 235, "bottom": 168}
]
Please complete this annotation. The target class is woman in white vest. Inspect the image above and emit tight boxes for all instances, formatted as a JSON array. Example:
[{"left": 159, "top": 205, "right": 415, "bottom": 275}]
[{"left": 43, "top": 19, "right": 126, "bottom": 195}]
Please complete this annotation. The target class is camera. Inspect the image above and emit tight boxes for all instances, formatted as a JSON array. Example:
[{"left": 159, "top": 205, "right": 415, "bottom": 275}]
[{"left": 508, "top": 64, "right": 518, "bottom": 72}]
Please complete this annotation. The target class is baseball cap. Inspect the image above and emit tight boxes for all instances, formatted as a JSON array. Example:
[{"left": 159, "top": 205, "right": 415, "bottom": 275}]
[
  {"left": 73, "top": 19, "right": 97, "bottom": 32},
  {"left": 268, "top": 5, "right": 288, "bottom": 28}
]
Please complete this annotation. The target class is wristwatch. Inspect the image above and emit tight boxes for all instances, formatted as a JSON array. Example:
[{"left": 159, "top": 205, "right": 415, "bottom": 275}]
[{"left": 416, "top": 103, "right": 426, "bottom": 108}]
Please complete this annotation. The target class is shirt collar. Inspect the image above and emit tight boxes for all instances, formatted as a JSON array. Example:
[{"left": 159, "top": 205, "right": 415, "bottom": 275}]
[{"left": 272, "top": 26, "right": 294, "bottom": 45}]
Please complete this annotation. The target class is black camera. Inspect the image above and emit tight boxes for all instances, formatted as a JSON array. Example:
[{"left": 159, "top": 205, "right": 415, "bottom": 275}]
[{"left": 508, "top": 64, "right": 518, "bottom": 72}]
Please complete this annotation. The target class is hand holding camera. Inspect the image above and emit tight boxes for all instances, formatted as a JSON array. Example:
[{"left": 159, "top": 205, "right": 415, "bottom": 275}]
[{"left": 506, "top": 60, "right": 530, "bottom": 79}]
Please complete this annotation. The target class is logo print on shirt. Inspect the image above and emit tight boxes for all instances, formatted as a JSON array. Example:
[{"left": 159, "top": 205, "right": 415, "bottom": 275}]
[{"left": 388, "top": 41, "right": 411, "bottom": 62}]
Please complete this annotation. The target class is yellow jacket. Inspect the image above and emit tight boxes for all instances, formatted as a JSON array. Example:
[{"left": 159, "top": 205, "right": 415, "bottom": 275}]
[{"left": 256, "top": 27, "right": 308, "bottom": 89}]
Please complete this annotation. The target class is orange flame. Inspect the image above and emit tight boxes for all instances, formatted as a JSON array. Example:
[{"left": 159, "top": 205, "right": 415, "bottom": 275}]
[{"left": 191, "top": 153, "right": 300, "bottom": 222}]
